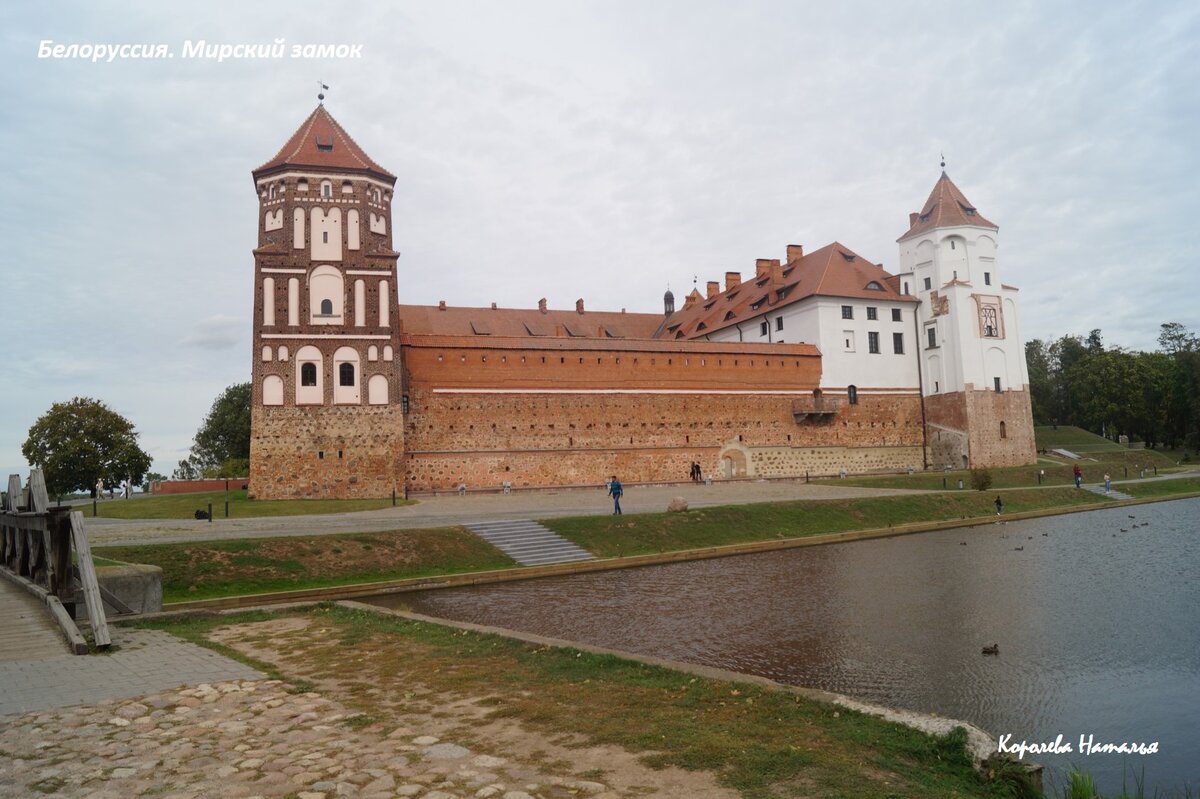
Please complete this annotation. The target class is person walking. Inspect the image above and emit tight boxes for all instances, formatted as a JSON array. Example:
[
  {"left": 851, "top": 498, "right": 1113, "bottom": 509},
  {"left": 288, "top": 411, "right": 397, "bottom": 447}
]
[
  {"left": 995, "top": 495, "right": 1003, "bottom": 515},
  {"left": 1073, "top": 464, "right": 1082, "bottom": 488},
  {"left": 608, "top": 475, "right": 623, "bottom": 515},
  {"left": 1104, "top": 472, "right": 1112, "bottom": 493}
]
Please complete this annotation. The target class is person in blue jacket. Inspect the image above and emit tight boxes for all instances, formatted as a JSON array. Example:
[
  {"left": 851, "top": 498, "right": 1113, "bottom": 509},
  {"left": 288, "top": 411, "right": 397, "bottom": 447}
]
[{"left": 608, "top": 475, "right": 623, "bottom": 515}]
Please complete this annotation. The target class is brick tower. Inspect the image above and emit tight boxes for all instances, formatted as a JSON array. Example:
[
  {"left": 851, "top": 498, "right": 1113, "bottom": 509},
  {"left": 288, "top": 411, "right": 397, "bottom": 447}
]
[
  {"left": 248, "top": 103, "right": 404, "bottom": 498},
  {"left": 896, "top": 170, "right": 1036, "bottom": 468}
]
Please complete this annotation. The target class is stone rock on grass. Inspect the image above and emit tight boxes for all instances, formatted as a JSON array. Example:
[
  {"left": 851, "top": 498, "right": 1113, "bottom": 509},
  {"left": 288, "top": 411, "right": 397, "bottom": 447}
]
[
  {"left": 667, "top": 496, "right": 689, "bottom": 512},
  {"left": 423, "top": 743, "right": 472, "bottom": 760}
]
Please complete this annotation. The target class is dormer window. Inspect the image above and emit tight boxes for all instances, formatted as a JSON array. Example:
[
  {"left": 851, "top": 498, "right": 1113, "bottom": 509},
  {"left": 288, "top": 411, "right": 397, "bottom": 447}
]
[
  {"left": 840, "top": 251, "right": 855, "bottom": 262},
  {"left": 749, "top": 296, "right": 766, "bottom": 310},
  {"left": 865, "top": 281, "right": 883, "bottom": 291},
  {"left": 315, "top": 135, "right": 334, "bottom": 152}
]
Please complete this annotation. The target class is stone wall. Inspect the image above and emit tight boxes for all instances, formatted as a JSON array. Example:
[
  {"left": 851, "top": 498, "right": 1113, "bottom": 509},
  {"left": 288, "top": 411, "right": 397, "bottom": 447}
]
[
  {"left": 249, "top": 404, "right": 404, "bottom": 499},
  {"left": 964, "top": 387, "right": 1037, "bottom": 467},
  {"left": 149, "top": 479, "right": 249, "bottom": 495},
  {"left": 923, "top": 387, "right": 1036, "bottom": 469},
  {"left": 748, "top": 444, "right": 926, "bottom": 477},
  {"left": 402, "top": 369, "right": 926, "bottom": 490}
]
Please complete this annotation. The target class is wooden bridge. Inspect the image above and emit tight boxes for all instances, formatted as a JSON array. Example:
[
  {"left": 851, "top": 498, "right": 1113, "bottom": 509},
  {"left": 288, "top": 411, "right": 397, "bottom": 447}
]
[{"left": 1, "top": 469, "right": 110, "bottom": 655}]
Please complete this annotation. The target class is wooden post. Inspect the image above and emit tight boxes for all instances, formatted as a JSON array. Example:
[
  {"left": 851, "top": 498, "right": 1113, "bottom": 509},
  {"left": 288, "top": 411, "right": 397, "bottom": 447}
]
[
  {"left": 68, "top": 511, "right": 111, "bottom": 648},
  {"left": 28, "top": 469, "right": 49, "bottom": 513}
]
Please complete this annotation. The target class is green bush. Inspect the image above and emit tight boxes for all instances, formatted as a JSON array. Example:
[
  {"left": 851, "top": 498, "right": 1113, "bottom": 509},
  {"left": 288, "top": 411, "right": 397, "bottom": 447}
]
[{"left": 969, "top": 468, "right": 994, "bottom": 491}]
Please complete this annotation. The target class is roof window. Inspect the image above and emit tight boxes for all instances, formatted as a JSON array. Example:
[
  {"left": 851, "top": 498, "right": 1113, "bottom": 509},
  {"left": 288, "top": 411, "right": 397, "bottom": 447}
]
[
  {"left": 749, "top": 296, "right": 767, "bottom": 310},
  {"left": 697, "top": 322, "right": 707, "bottom": 331},
  {"left": 840, "top": 251, "right": 856, "bottom": 262},
  {"left": 958, "top": 202, "right": 977, "bottom": 216},
  {"left": 865, "top": 281, "right": 884, "bottom": 290},
  {"left": 315, "top": 136, "right": 334, "bottom": 152}
]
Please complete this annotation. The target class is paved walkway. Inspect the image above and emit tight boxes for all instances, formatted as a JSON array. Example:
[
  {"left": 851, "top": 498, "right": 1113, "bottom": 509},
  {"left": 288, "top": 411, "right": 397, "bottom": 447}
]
[
  {"left": 0, "top": 577, "right": 69, "bottom": 662},
  {"left": 0, "top": 626, "right": 263, "bottom": 717},
  {"left": 87, "top": 480, "right": 927, "bottom": 547}
]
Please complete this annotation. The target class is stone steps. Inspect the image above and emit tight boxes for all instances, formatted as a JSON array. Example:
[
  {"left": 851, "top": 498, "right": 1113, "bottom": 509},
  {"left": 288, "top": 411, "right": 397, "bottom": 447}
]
[
  {"left": 465, "top": 520, "right": 595, "bottom": 566},
  {"left": 1082, "top": 484, "right": 1134, "bottom": 500}
]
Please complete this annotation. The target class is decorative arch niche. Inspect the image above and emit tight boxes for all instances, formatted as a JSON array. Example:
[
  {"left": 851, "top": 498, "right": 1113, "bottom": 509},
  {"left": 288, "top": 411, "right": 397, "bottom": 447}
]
[{"left": 333, "top": 346, "right": 361, "bottom": 404}]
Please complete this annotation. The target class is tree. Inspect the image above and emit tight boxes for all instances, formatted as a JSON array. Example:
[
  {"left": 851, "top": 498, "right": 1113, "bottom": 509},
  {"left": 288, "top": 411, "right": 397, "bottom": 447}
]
[
  {"left": 172, "top": 457, "right": 199, "bottom": 480},
  {"left": 22, "top": 397, "right": 152, "bottom": 496},
  {"left": 191, "top": 383, "right": 251, "bottom": 471}
]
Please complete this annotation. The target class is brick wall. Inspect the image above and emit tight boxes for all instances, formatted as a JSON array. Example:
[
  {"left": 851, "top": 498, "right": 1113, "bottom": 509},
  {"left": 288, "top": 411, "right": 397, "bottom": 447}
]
[
  {"left": 923, "top": 387, "right": 1036, "bottom": 469},
  {"left": 149, "top": 479, "right": 249, "bottom": 495}
]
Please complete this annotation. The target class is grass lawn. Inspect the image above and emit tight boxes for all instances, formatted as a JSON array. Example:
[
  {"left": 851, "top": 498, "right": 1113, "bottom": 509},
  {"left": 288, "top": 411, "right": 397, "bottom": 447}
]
[
  {"left": 100, "top": 528, "right": 514, "bottom": 602},
  {"left": 1122, "top": 476, "right": 1200, "bottom": 498},
  {"left": 138, "top": 605, "right": 1035, "bottom": 798},
  {"left": 92, "top": 489, "right": 413, "bottom": 520},
  {"left": 543, "top": 487, "right": 1102, "bottom": 558},
  {"left": 1034, "top": 424, "right": 1128, "bottom": 453},
  {"left": 820, "top": 449, "right": 1182, "bottom": 491}
]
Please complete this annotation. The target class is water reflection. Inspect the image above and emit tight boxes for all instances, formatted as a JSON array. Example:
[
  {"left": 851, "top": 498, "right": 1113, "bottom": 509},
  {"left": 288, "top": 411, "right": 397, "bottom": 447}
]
[{"left": 369, "top": 497, "right": 1200, "bottom": 793}]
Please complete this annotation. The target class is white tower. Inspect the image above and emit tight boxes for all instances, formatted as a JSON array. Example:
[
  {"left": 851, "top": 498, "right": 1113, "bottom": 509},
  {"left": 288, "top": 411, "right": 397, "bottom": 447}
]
[{"left": 896, "top": 170, "right": 1035, "bottom": 468}]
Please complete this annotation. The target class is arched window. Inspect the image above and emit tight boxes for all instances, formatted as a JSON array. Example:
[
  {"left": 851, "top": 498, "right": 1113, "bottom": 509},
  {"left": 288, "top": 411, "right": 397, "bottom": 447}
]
[
  {"left": 1000, "top": 421, "right": 1008, "bottom": 439},
  {"left": 320, "top": 180, "right": 332, "bottom": 198},
  {"left": 333, "top": 346, "right": 360, "bottom": 404},
  {"left": 847, "top": 385, "right": 858, "bottom": 405},
  {"left": 309, "top": 265, "right": 344, "bottom": 324},
  {"left": 296, "top": 346, "right": 323, "bottom": 405}
]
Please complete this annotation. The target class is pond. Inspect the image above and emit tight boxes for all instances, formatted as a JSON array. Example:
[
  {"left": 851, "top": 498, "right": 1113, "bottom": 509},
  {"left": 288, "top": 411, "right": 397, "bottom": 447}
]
[{"left": 369, "top": 497, "right": 1200, "bottom": 794}]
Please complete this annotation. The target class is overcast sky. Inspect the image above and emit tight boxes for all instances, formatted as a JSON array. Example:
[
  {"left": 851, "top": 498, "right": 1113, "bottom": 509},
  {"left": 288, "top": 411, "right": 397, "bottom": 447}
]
[{"left": 2, "top": 1, "right": 1197, "bottom": 480}]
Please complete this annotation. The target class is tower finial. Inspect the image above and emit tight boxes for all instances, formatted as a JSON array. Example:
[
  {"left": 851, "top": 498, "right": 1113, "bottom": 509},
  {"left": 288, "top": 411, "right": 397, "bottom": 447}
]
[
  {"left": 317, "top": 81, "right": 329, "bottom": 103},
  {"left": 940, "top": 151, "right": 946, "bottom": 171}
]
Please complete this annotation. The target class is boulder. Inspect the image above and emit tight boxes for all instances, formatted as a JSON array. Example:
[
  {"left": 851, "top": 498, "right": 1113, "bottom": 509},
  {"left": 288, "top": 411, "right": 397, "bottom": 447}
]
[{"left": 667, "top": 496, "right": 689, "bottom": 513}]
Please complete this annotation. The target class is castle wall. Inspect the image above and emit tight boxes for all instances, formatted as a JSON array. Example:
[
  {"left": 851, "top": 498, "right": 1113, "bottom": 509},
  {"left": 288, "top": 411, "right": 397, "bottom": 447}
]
[
  {"left": 250, "top": 404, "right": 404, "bottom": 499},
  {"left": 401, "top": 337, "right": 926, "bottom": 490},
  {"left": 923, "top": 387, "right": 1036, "bottom": 469}
]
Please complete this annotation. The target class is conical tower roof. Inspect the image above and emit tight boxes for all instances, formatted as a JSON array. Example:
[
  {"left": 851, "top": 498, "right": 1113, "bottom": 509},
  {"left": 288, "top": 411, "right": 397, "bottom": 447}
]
[
  {"left": 898, "top": 172, "right": 996, "bottom": 241},
  {"left": 253, "top": 105, "right": 396, "bottom": 183}
]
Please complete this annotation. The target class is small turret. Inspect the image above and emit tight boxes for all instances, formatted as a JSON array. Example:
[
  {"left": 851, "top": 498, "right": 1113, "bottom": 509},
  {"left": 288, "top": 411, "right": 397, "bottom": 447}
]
[{"left": 663, "top": 288, "right": 675, "bottom": 316}]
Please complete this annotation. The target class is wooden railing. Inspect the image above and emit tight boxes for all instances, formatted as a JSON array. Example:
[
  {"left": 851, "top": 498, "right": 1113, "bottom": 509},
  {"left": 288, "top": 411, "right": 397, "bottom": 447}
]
[{"left": 1, "top": 469, "right": 110, "bottom": 649}]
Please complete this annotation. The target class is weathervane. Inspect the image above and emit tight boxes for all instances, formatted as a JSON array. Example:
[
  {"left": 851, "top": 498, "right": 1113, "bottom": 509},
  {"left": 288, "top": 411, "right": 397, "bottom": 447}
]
[
  {"left": 317, "top": 81, "right": 329, "bottom": 103},
  {"left": 940, "top": 151, "right": 946, "bottom": 170}
]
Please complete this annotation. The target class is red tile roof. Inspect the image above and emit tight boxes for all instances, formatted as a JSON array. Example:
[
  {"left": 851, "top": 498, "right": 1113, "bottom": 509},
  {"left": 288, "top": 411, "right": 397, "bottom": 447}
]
[
  {"left": 253, "top": 105, "right": 396, "bottom": 183},
  {"left": 898, "top": 172, "right": 996, "bottom": 241},
  {"left": 662, "top": 242, "right": 915, "bottom": 340},
  {"left": 398, "top": 304, "right": 666, "bottom": 340}
]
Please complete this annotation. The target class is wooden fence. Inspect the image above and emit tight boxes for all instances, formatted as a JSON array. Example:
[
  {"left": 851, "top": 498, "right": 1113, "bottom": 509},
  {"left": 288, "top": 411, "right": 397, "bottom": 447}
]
[{"left": 1, "top": 469, "right": 111, "bottom": 650}]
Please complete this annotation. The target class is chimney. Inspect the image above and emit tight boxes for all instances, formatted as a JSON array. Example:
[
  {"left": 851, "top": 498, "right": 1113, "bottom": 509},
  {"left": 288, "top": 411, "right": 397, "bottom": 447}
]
[
  {"left": 755, "top": 258, "right": 772, "bottom": 278},
  {"left": 682, "top": 290, "right": 699, "bottom": 309},
  {"left": 909, "top": 212, "right": 919, "bottom": 227},
  {"left": 491, "top": 302, "right": 497, "bottom": 309},
  {"left": 537, "top": 298, "right": 548, "bottom": 314},
  {"left": 786, "top": 244, "right": 804, "bottom": 263},
  {"left": 576, "top": 298, "right": 585, "bottom": 314},
  {"left": 725, "top": 271, "right": 741, "bottom": 291},
  {"left": 706, "top": 281, "right": 720, "bottom": 299},
  {"left": 769, "top": 259, "right": 783, "bottom": 283},
  {"left": 438, "top": 300, "right": 447, "bottom": 311}
]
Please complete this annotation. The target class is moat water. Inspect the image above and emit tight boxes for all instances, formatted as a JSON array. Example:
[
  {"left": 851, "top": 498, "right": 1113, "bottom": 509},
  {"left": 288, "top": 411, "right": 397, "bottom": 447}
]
[{"left": 368, "top": 497, "right": 1200, "bottom": 794}]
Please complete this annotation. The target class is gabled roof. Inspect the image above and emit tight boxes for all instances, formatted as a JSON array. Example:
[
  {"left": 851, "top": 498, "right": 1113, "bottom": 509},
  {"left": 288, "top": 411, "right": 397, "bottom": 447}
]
[
  {"left": 898, "top": 172, "right": 996, "bottom": 241},
  {"left": 253, "top": 105, "right": 396, "bottom": 183},
  {"left": 398, "top": 304, "right": 664, "bottom": 339},
  {"left": 661, "top": 242, "right": 916, "bottom": 340}
]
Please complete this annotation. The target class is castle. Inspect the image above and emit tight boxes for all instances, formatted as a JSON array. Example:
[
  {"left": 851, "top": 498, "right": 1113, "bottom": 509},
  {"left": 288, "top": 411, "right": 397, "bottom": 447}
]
[{"left": 248, "top": 105, "right": 1035, "bottom": 498}]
